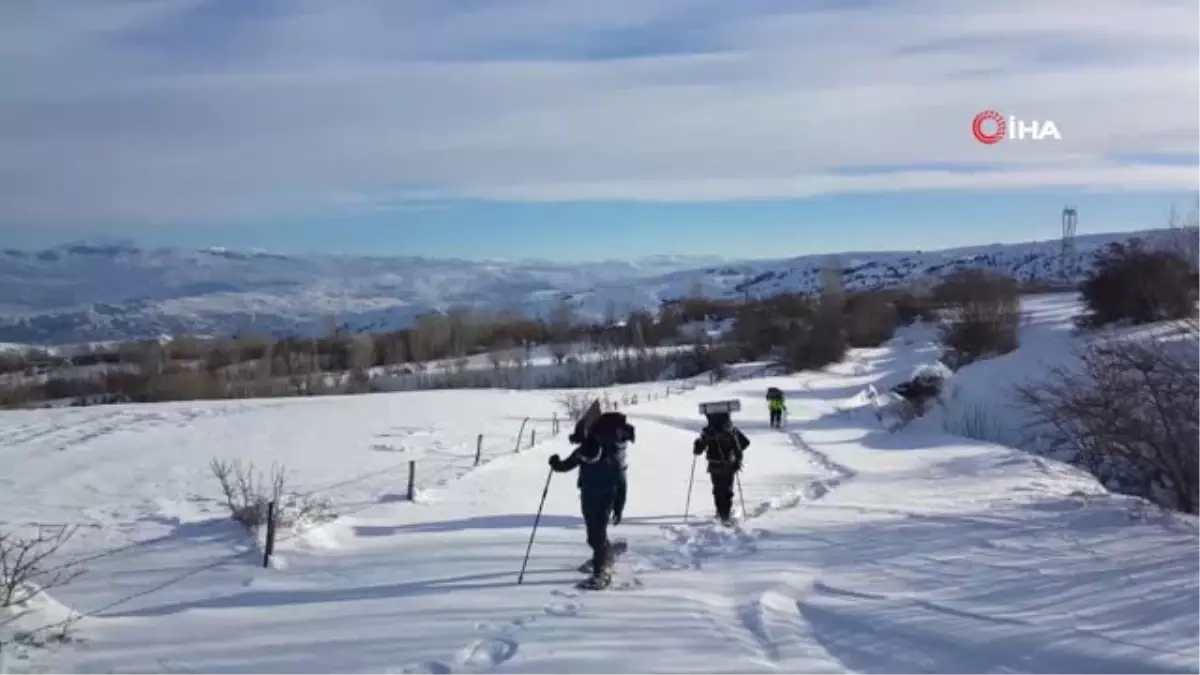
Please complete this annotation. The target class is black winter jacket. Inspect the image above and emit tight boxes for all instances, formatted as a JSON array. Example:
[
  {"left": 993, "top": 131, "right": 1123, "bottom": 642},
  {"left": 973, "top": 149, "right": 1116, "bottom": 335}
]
[{"left": 553, "top": 412, "right": 634, "bottom": 493}]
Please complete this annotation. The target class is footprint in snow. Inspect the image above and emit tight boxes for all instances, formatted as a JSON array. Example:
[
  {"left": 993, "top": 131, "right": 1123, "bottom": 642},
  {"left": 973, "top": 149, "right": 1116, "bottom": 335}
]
[
  {"left": 390, "top": 661, "right": 451, "bottom": 674},
  {"left": 455, "top": 637, "right": 518, "bottom": 669},
  {"left": 545, "top": 600, "right": 580, "bottom": 617}
]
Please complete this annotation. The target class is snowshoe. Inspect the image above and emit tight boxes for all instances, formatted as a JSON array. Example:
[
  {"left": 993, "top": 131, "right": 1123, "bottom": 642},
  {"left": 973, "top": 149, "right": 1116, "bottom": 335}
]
[
  {"left": 577, "top": 539, "right": 627, "bottom": 574},
  {"left": 576, "top": 571, "right": 613, "bottom": 591},
  {"left": 575, "top": 569, "right": 643, "bottom": 591}
]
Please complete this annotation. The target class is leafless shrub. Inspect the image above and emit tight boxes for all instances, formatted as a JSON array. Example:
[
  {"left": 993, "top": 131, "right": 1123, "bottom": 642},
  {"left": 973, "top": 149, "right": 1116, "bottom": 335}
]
[
  {"left": 1077, "top": 237, "right": 1198, "bottom": 330},
  {"left": 599, "top": 391, "right": 616, "bottom": 411},
  {"left": 711, "top": 361, "right": 732, "bottom": 382},
  {"left": 1015, "top": 330, "right": 1199, "bottom": 514},
  {"left": 890, "top": 287, "right": 938, "bottom": 325},
  {"left": 209, "top": 459, "right": 335, "bottom": 531},
  {"left": 843, "top": 291, "right": 900, "bottom": 348},
  {"left": 1162, "top": 201, "right": 1199, "bottom": 269},
  {"left": 1, "top": 525, "right": 83, "bottom": 610},
  {"left": 0, "top": 525, "right": 85, "bottom": 646},
  {"left": 934, "top": 269, "right": 1021, "bottom": 370},
  {"left": 557, "top": 392, "right": 595, "bottom": 422}
]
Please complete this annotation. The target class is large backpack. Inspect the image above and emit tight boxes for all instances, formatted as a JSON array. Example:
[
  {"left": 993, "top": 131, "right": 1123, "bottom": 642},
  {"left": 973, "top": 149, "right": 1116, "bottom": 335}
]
[{"left": 591, "top": 412, "right": 631, "bottom": 471}]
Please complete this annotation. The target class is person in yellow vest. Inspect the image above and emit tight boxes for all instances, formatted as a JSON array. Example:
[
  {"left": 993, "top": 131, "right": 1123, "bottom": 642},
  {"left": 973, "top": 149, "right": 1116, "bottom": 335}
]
[{"left": 766, "top": 388, "right": 786, "bottom": 429}]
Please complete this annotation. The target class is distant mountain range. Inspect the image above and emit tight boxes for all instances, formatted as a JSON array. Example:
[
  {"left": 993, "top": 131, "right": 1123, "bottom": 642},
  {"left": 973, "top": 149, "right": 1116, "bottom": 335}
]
[{"left": 0, "top": 228, "right": 1188, "bottom": 346}]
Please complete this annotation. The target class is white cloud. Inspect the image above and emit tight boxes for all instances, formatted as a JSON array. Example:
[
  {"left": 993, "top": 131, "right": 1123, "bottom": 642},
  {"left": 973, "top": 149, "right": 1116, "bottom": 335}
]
[{"left": 0, "top": 0, "right": 1196, "bottom": 225}]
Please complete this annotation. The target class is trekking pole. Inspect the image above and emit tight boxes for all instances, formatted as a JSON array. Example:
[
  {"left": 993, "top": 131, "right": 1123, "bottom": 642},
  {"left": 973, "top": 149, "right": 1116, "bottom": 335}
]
[
  {"left": 683, "top": 454, "right": 698, "bottom": 523},
  {"left": 733, "top": 432, "right": 748, "bottom": 518},
  {"left": 735, "top": 472, "right": 746, "bottom": 519},
  {"left": 518, "top": 467, "right": 554, "bottom": 584}
]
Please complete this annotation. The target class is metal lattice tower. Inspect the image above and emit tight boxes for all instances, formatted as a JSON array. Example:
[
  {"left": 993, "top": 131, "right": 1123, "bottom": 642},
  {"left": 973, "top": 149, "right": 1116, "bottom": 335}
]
[{"left": 1061, "top": 206, "right": 1078, "bottom": 279}]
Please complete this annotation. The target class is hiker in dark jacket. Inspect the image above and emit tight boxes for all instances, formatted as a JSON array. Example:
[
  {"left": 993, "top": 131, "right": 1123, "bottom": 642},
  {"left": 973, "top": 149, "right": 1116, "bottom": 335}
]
[
  {"left": 553, "top": 412, "right": 634, "bottom": 583},
  {"left": 692, "top": 411, "right": 750, "bottom": 523}
]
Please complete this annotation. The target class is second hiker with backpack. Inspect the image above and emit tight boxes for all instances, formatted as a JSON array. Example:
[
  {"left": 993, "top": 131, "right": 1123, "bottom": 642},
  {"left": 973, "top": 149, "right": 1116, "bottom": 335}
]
[{"left": 692, "top": 410, "right": 751, "bottom": 525}]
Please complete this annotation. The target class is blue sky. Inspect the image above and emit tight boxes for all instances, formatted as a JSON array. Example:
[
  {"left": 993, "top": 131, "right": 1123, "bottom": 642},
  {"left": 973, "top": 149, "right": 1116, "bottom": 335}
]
[
  {"left": 1, "top": 0, "right": 1196, "bottom": 261},
  {"left": 7, "top": 190, "right": 1198, "bottom": 261}
]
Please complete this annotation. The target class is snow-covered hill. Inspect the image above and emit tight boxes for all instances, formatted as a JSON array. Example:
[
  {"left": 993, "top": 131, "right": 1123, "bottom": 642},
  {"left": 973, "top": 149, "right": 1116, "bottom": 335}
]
[
  {"left": 0, "top": 244, "right": 726, "bottom": 346},
  {"left": 0, "top": 294, "right": 1194, "bottom": 673},
  {"left": 0, "top": 228, "right": 1189, "bottom": 345}
]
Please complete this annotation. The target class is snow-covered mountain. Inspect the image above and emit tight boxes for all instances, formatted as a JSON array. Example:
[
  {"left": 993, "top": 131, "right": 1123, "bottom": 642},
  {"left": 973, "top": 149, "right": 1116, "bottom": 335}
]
[
  {"left": 0, "top": 228, "right": 1188, "bottom": 345},
  {"left": 0, "top": 243, "right": 727, "bottom": 345}
]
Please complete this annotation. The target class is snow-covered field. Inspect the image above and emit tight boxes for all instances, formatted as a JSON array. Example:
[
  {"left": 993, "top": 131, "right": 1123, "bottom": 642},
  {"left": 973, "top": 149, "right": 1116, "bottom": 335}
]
[{"left": 1, "top": 296, "right": 1196, "bottom": 673}]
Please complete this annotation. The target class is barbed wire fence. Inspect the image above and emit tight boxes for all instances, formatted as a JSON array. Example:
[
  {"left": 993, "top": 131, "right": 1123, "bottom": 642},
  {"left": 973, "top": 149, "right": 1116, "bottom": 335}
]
[{"left": 0, "top": 381, "right": 697, "bottom": 669}]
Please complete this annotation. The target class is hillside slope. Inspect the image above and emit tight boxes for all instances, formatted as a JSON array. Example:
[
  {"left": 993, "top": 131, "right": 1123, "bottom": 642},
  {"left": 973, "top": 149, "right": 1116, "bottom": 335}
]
[
  {"left": 0, "top": 228, "right": 1188, "bottom": 345},
  {"left": 1, "top": 297, "right": 1195, "bottom": 673}
]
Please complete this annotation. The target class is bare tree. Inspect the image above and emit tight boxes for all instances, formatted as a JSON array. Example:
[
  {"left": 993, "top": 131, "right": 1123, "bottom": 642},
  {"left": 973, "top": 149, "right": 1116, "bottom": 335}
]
[
  {"left": 1, "top": 524, "right": 84, "bottom": 609},
  {"left": 349, "top": 334, "right": 375, "bottom": 370},
  {"left": 381, "top": 334, "right": 409, "bottom": 367},
  {"left": 557, "top": 392, "right": 596, "bottom": 421},
  {"left": 1163, "top": 200, "right": 1199, "bottom": 268},
  {"left": 256, "top": 339, "right": 275, "bottom": 382},
  {"left": 487, "top": 342, "right": 508, "bottom": 371},
  {"left": 446, "top": 307, "right": 475, "bottom": 359},
  {"left": 548, "top": 298, "right": 576, "bottom": 365},
  {"left": 821, "top": 255, "right": 844, "bottom": 298}
]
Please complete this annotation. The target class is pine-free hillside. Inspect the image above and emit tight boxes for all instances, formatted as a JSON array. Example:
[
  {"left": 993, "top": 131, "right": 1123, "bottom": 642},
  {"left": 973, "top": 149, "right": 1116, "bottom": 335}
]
[
  {"left": 0, "top": 227, "right": 1193, "bottom": 346},
  {"left": 0, "top": 273, "right": 1195, "bottom": 673},
  {"left": 2, "top": 230, "right": 1196, "bottom": 415}
]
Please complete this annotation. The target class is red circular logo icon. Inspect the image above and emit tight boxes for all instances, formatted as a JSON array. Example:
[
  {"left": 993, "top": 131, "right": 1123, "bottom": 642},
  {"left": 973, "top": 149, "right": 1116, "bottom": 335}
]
[{"left": 972, "top": 110, "right": 1005, "bottom": 144}]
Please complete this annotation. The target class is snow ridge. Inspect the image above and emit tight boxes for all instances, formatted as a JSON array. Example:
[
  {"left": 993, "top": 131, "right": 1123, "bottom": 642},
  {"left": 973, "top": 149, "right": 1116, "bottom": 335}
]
[{"left": 0, "top": 227, "right": 1183, "bottom": 345}]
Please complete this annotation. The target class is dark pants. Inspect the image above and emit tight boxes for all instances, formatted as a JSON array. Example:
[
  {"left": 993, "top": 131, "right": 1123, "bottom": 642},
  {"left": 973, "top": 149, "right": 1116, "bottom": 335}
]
[
  {"left": 710, "top": 468, "right": 736, "bottom": 520},
  {"left": 613, "top": 472, "right": 627, "bottom": 521},
  {"left": 768, "top": 409, "right": 781, "bottom": 428},
  {"left": 581, "top": 489, "right": 616, "bottom": 575}
]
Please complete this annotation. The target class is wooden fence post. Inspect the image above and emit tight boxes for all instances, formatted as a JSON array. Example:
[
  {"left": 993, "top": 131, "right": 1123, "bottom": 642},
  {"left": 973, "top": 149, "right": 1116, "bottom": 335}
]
[
  {"left": 514, "top": 417, "right": 531, "bottom": 453},
  {"left": 262, "top": 500, "right": 277, "bottom": 569},
  {"left": 475, "top": 434, "right": 484, "bottom": 466},
  {"left": 407, "top": 461, "right": 416, "bottom": 501}
]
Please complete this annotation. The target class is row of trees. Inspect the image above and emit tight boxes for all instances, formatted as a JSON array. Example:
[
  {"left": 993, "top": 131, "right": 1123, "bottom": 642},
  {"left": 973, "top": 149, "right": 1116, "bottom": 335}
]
[
  {"left": 0, "top": 294, "right": 740, "bottom": 406},
  {"left": 0, "top": 263, "right": 1097, "bottom": 409}
]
